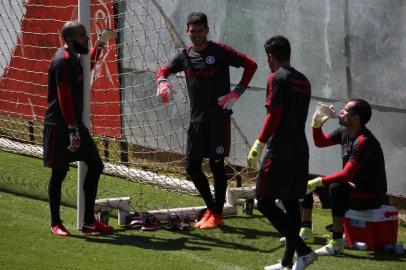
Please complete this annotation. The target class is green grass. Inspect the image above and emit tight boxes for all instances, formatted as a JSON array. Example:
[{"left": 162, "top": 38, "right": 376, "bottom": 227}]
[
  {"left": 0, "top": 150, "right": 405, "bottom": 270},
  {"left": 0, "top": 149, "right": 201, "bottom": 211}
]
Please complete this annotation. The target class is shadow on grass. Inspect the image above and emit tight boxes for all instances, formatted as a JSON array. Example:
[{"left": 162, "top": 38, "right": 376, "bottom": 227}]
[
  {"left": 71, "top": 225, "right": 284, "bottom": 254},
  {"left": 338, "top": 250, "right": 406, "bottom": 262},
  {"left": 0, "top": 186, "right": 76, "bottom": 209},
  {"left": 313, "top": 236, "right": 329, "bottom": 245},
  {"left": 220, "top": 223, "right": 282, "bottom": 240}
]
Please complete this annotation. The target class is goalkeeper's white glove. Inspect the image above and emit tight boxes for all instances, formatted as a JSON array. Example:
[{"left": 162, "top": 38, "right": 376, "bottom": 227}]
[
  {"left": 67, "top": 127, "right": 80, "bottom": 152},
  {"left": 247, "top": 139, "right": 265, "bottom": 170},
  {"left": 311, "top": 102, "right": 336, "bottom": 128},
  {"left": 306, "top": 177, "right": 323, "bottom": 194},
  {"left": 156, "top": 77, "right": 176, "bottom": 103},
  {"left": 97, "top": 29, "right": 116, "bottom": 46}
]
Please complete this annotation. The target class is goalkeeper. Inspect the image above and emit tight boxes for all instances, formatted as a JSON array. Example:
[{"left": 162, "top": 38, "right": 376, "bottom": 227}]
[
  {"left": 307, "top": 99, "right": 387, "bottom": 256},
  {"left": 155, "top": 12, "right": 257, "bottom": 230},
  {"left": 43, "top": 21, "right": 116, "bottom": 236},
  {"left": 247, "top": 36, "right": 316, "bottom": 270}
]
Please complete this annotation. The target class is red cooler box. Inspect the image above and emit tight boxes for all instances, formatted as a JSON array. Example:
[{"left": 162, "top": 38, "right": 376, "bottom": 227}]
[{"left": 344, "top": 205, "right": 398, "bottom": 251}]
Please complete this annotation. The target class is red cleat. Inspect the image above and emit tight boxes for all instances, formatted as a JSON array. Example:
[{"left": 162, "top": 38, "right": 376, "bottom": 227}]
[
  {"left": 200, "top": 213, "right": 224, "bottom": 230},
  {"left": 51, "top": 222, "right": 71, "bottom": 237},
  {"left": 195, "top": 209, "right": 213, "bottom": 229},
  {"left": 82, "top": 220, "right": 114, "bottom": 234}
]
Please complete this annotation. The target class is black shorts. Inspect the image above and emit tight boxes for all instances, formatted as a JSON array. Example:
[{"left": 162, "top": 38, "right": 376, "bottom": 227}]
[
  {"left": 43, "top": 123, "right": 101, "bottom": 170},
  {"left": 329, "top": 182, "right": 385, "bottom": 217},
  {"left": 186, "top": 117, "right": 231, "bottom": 159},
  {"left": 256, "top": 153, "right": 309, "bottom": 200}
]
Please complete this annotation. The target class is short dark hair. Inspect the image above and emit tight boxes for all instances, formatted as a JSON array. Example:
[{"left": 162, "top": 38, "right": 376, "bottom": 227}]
[
  {"left": 349, "top": 99, "right": 372, "bottom": 125},
  {"left": 187, "top": 12, "right": 208, "bottom": 28},
  {"left": 264, "top": 35, "right": 291, "bottom": 62},
  {"left": 61, "top": 21, "right": 82, "bottom": 41}
]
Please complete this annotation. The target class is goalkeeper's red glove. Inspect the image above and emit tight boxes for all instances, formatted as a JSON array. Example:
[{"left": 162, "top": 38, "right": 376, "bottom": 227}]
[
  {"left": 218, "top": 84, "right": 246, "bottom": 110},
  {"left": 156, "top": 77, "right": 176, "bottom": 103},
  {"left": 67, "top": 127, "right": 80, "bottom": 152},
  {"left": 217, "top": 90, "right": 240, "bottom": 110}
]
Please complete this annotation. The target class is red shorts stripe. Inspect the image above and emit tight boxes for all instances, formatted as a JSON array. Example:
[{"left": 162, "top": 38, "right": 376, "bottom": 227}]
[{"left": 258, "top": 157, "right": 273, "bottom": 197}]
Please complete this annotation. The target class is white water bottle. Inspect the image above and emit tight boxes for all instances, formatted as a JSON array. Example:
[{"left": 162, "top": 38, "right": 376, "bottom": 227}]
[
  {"left": 342, "top": 235, "right": 349, "bottom": 247},
  {"left": 354, "top": 241, "right": 368, "bottom": 251}
]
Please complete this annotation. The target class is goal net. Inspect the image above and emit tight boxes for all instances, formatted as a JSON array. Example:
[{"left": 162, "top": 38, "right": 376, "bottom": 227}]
[{"left": 0, "top": 0, "right": 256, "bottom": 223}]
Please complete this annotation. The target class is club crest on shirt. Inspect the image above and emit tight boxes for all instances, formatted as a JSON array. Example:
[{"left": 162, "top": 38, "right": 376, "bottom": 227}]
[
  {"left": 216, "top": 145, "right": 224, "bottom": 154},
  {"left": 205, "top": 56, "right": 215, "bottom": 65}
]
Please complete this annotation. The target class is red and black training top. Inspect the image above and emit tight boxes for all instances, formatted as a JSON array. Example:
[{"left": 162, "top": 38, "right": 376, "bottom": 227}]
[
  {"left": 156, "top": 41, "right": 257, "bottom": 122},
  {"left": 45, "top": 45, "right": 101, "bottom": 127},
  {"left": 313, "top": 126, "right": 387, "bottom": 194},
  {"left": 259, "top": 67, "right": 311, "bottom": 160}
]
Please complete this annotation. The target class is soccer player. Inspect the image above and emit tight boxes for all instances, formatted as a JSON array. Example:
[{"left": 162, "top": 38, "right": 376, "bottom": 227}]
[
  {"left": 307, "top": 99, "right": 387, "bottom": 255},
  {"left": 247, "top": 36, "right": 316, "bottom": 270},
  {"left": 43, "top": 21, "right": 116, "bottom": 236},
  {"left": 155, "top": 12, "right": 257, "bottom": 230}
]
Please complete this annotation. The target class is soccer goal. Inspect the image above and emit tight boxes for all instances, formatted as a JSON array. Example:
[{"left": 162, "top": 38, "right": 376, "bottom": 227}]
[{"left": 0, "top": 0, "right": 256, "bottom": 228}]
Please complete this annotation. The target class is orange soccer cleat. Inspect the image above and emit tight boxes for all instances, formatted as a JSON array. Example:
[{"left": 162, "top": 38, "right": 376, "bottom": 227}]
[
  {"left": 195, "top": 209, "right": 213, "bottom": 229},
  {"left": 200, "top": 213, "right": 224, "bottom": 230}
]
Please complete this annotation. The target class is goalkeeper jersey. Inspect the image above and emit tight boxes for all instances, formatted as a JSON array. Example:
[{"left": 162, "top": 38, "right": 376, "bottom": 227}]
[
  {"left": 162, "top": 41, "right": 251, "bottom": 122},
  {"left": 45, "top": 45, "right": 101, "bottom": 127},
  {"left": 319, "top": 126, "right": 387, "bottom": 194},
  {"left": 265, "top": 66, "right": 311, "bottom": 159}
]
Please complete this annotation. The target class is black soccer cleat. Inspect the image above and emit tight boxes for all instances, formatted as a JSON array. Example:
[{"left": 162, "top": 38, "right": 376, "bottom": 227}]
[
  {"left": 126, "top": 212, "right": 144, "bottom": 229},
  {"left": 165, "top": 213, "right": 181, "bottom": 231},
  {"left": 141, "top": 214, "right": 161, "bottom": 231},
  {"left": 180, "top": 215, "right": 192, "bottom": 231}
]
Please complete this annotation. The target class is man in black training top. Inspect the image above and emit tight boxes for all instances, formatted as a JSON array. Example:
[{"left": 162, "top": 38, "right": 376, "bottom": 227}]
[
  {"left": 307, "top": 99, "right": 387, "bottom": 255},
  {"left": 44, "top": 21, "right": 115, "bottom": 236},
  {"left": 156, "top": 12, "right": 257, "bottom": 229},
  {"left": 247, "top": 36, "right": 316, "bottom": 270}
]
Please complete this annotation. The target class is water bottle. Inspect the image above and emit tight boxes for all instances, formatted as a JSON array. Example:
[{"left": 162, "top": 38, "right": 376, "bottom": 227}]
[
  {"left": 353, "top": 241, "right": 368, "bottom": 251},
  {"left": 342, "top": 235, "right": 349, "bottom": 247},
  {"left": 243, "top": 198, "right": 254, "bottom": 215}
]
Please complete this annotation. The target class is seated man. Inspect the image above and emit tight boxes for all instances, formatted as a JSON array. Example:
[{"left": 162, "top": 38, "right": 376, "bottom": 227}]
[{"left": 307, "top": 99, "right": 387, "bottom": 255}]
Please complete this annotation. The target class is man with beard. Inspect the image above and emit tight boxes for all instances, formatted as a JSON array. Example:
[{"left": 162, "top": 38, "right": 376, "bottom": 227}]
[
  {"left": 247, "top": 35, "right": 316, "bottom": 270},
  {"left": 43, "top": 21, "right": 115, "bottom": 236},
  {"left": 307, "top": 99, "right": 387, "bottom": 255},
  {"left": 156, "top": 12, "right": 257, "bottom": 230}
]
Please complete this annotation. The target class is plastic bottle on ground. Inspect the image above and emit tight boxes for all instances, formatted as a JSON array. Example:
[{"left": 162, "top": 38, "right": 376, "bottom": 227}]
[{"left": 353, "top": 241, "right": 368, "bottom": 251}]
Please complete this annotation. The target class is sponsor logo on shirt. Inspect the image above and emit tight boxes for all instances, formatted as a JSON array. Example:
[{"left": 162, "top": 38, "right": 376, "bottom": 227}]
[
  {"left": 216, "top": 145, "right": 224, "bottom": 155},
  {"left": 185, "top": 68, "right": 216, "bottom": 77},
  {"left": 205, "top": 56, "right": 215, "bottom": 65},
  {"left": 289, "top": 78, "right": 310, "bottom": 95}
]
